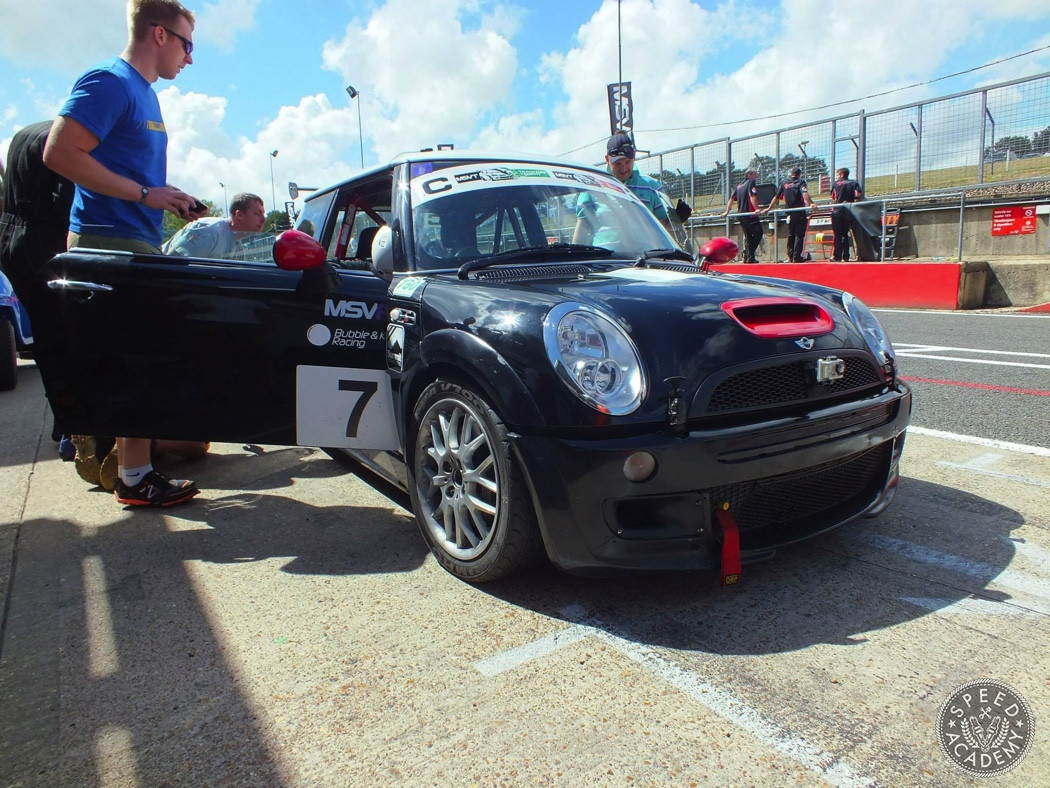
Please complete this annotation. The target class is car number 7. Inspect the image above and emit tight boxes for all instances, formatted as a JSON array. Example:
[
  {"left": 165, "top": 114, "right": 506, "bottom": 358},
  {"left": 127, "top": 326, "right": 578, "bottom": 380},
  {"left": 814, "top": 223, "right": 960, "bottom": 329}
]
[
  {"left": 296, "top": 365, "right": 399, "bottom": 450},
  {"left": 338, "top": 379, "right": 378, "bottom": 437}
]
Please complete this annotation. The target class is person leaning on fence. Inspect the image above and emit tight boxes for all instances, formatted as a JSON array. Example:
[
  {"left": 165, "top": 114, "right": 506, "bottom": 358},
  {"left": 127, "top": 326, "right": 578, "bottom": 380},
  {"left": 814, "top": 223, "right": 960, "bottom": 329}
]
[
  {"left": 721, "top": 168, "right": 763, "bottom": 263},
  {"left": 830, "top": 167, "right": 863, "bottom": 262},
  {"left": 163, "top": 192, "right": 266, "bottom": 258},
  {"left": 762, "top": 166, "right": 814, "bottom": 262}
]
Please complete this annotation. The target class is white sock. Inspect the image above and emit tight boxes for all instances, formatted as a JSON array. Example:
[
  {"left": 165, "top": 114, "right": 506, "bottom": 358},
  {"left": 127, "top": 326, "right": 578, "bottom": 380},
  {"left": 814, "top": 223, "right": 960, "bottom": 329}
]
[{"left": 119, "top": 464, "right": 153, "bottom": 486}]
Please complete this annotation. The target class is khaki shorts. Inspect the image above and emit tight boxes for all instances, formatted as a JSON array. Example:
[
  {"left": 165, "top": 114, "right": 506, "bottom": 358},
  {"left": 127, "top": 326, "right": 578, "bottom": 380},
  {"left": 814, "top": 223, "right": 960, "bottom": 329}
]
[{"left": 67, "top": 232, "right": 161, "bottom": 255}]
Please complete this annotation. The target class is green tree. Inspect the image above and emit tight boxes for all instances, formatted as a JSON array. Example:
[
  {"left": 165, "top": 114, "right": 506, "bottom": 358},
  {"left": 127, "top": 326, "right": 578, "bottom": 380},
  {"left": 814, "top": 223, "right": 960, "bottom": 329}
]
[
  {"left": 985, "top": 135, "right": 1033, "bottom": 159},
  {"left": 162, "top": 199, "right": 219, "bottom": 242},
  {"left": 263, "top": 210, "right": 291, "bottom": 233},
  {"left": 1031, "top": 126, "right": 1050, "bottom": 156}
]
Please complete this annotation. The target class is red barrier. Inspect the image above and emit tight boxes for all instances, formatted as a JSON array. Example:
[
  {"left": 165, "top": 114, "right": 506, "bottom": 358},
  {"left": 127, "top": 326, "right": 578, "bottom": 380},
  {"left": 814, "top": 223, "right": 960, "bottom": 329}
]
[{"left": 709, "top": 262, "right": 963, "bottom": 309}]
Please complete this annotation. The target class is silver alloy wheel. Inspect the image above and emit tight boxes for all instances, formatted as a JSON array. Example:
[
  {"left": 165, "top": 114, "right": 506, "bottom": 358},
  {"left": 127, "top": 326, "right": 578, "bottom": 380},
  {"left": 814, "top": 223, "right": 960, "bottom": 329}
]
[{"left": 416, "top": 394, "right": 499, "bottom": 560}]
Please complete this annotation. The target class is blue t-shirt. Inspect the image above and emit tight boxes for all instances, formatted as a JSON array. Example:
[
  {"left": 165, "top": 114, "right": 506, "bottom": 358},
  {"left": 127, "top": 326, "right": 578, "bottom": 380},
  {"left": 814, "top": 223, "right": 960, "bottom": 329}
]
[{"left": 59, "top": 58, "right": 167, "bottom": 247}]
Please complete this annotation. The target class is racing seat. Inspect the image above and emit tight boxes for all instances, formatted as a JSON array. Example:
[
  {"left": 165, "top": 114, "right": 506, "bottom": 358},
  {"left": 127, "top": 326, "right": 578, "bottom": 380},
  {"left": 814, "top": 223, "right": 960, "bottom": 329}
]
[{"left": 353, "top": 226, "right": 379, "bottom": 261}]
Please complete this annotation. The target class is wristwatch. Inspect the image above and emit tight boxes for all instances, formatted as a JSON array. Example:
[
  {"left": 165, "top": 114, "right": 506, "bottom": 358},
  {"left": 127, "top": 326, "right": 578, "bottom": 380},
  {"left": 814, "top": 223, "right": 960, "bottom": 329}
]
[{"left": 139, "top": 185, "right": 149, "bottom": 204}]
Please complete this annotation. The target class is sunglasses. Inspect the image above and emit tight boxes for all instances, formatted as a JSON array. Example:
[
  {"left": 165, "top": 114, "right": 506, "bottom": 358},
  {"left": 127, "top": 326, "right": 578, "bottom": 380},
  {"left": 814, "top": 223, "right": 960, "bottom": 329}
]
[
  {"left": 609, "top": 147, "right": 635, "bottom": 159},
  {"left": 151, "top": 22, "right": 193, "bottom": 55}
]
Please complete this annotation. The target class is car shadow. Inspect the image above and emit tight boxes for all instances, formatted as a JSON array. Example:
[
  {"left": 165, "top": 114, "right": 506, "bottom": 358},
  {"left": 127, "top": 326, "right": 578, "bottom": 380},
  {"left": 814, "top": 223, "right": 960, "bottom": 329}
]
[{"left": 476, "top": 475, "right": 1025, "bottom": 656}]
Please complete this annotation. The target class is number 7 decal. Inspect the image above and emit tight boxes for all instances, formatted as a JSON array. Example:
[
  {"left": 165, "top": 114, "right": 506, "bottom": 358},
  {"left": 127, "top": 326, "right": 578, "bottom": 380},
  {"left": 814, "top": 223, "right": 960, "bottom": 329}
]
[
  {"left": 338, "top": 379, "right": 378, "bottom": 437},
  {"left": 296, "top": 365, "right": 399, "bottom": 449}
]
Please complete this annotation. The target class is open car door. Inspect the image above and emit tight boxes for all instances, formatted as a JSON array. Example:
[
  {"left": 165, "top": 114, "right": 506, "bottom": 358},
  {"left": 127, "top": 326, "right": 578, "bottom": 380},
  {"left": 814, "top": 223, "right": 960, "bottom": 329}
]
[{"left": 33, "top": 244, "right": 397, "bottom": 449}]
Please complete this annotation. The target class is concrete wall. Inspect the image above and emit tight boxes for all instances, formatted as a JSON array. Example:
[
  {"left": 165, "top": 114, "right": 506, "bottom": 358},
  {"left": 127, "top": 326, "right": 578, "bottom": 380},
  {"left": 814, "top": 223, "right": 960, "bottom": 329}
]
[{"left": 898, "top": 205, "right": 1049, "bottom": 259}]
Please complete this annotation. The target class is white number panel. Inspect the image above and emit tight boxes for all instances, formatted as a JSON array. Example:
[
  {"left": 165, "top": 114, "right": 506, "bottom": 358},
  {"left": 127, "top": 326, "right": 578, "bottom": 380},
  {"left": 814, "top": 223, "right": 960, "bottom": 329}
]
[{"left": 295, "top": 365, "right": 399, "bottom": 449}]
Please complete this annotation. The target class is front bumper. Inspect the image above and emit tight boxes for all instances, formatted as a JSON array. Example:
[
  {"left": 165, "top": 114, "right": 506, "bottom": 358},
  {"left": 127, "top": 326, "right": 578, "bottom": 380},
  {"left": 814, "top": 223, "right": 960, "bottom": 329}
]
[{"left": 511, "top": 384, "right": 911, "bottom": 574}]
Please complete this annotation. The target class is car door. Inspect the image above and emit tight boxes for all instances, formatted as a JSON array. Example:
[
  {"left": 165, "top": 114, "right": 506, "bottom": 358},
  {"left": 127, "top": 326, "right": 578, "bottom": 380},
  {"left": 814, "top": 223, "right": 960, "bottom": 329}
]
[{"left": 35, "top": 249, "right": 397, "bottom": 449}]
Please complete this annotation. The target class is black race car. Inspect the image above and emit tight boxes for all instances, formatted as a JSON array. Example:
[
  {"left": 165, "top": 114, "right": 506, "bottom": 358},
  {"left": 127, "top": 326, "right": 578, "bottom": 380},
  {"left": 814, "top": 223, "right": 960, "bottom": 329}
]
[{"left": 33, "top": 153, "right": 910, "bottom": 583}]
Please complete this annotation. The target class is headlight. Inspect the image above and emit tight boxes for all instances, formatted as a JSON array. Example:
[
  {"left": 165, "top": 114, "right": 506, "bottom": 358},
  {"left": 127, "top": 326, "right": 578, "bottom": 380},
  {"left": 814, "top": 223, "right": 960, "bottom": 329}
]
[
  {"left": 543, "top": 303, "right": 647, "bottom": 415},
  {"left": 842, "top": 292, "right": 896, "bottom": 375}
]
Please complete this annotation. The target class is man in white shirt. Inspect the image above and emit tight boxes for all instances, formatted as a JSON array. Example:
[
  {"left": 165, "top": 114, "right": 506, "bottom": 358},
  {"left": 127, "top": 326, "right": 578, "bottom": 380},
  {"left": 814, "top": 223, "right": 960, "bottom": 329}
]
[{"left": 164, "top": 191, "right": 266, "bottom": 257}]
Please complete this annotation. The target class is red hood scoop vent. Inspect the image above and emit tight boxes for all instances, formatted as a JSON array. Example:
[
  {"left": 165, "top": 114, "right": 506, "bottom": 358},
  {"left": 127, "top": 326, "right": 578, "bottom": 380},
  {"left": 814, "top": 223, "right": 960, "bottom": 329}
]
[{"left": 721, "top": 297, "right": 834, "bottom": 339}]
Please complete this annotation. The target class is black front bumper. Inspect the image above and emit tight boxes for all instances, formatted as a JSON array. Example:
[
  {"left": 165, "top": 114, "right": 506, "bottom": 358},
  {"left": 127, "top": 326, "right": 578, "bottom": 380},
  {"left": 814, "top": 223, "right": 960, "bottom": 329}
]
[{"left": 511, "top": 384, "right": 911, "bottom": 574}]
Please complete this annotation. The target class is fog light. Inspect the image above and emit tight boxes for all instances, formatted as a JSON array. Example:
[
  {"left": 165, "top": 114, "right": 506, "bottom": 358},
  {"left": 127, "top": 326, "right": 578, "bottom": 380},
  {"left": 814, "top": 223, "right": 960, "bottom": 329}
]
[{"left": 623, "top": 451, "right": 656, "bottom": 482}]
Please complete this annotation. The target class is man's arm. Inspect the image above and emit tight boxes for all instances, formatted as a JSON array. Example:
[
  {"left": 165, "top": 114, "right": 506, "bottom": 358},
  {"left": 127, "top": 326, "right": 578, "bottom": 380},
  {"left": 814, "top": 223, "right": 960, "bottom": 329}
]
[{"left": 43, "top": 116, "right": 204, "bottom": 218}]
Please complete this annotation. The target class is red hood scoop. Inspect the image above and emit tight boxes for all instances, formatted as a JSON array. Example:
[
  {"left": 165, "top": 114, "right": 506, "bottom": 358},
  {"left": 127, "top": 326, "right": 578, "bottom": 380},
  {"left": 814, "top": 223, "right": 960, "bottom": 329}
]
[{"left": 721, "top": 297, "right": 834, "bottom": 339}]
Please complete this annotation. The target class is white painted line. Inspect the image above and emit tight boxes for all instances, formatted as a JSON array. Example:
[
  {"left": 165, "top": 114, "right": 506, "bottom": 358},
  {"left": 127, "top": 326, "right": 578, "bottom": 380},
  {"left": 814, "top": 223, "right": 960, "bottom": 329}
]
[
  {"left": 875, "top": 308, "right": 1050, "bottom": 319},
  {"left": 564, "top": 610, "right": 878, "bottom": 788},
  {"left": 852, "top": 532, "right": 1050, "bottom": 613},
  {"left": 895, "top": 353, "right": 1050, "bottom": 370},
  {"left": 902, "top": 597, "right": 1044, "bottom": 616},
  {"left": 939, "top": 453, "right": 1050, "bottom": 489},
  {"left": 474, "top": 626, "right": 589, "bottom": 677},
  {"left": 907, "top": 426, "right": 1050, "bottom": 458},
  {"left": 895, "top": 344, "right": 1050, "bottom": 360},
  {"left": 476, "top": 608, "right": 879, "bottom": 786}
]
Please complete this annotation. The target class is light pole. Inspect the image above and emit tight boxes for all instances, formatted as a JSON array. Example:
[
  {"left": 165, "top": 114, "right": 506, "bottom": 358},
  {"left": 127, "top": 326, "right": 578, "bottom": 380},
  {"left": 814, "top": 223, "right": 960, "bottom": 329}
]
[
  {"left": 269, "top": 150, "right": 278, "bottom": 212},
  {"left": 345, "top": 85, "right": 365, "bottom": 168},
  {"left": 219, "top": 181, "right": 228, "bottom": 216}
]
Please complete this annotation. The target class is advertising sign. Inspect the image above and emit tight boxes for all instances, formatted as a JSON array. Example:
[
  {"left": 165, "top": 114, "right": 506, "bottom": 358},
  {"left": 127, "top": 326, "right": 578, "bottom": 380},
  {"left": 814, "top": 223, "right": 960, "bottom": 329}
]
[
  {"left": 607, "top": 82, "right": 633, "bottom": 135},
  {"left": 991, "top": 206, "right": 1037, "bottom": 236}
]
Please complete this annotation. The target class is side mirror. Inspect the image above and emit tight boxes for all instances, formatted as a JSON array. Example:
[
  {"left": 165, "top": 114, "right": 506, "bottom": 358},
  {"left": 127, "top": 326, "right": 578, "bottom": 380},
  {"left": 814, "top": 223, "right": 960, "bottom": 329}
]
[
  {"left": 370, "top": 225, "right": 394, "bottom": 280},
  {"left": 274, "top": 229, "right": 326, "bottom": 271},
  {"left": 698, "top": 236, "right": 738, "bottom": 264}
]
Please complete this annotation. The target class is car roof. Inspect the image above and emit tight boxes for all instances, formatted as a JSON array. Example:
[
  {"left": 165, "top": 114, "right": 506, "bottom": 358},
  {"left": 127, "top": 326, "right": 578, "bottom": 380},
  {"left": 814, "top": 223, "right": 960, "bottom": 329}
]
[{"left": 305, "top": 151, "right": 609, "bottom": 203}]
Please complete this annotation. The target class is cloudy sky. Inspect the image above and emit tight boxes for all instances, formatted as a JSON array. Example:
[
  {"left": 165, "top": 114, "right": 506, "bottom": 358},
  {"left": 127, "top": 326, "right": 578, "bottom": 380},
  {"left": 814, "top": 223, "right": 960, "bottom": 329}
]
[{"left": 2, "top": 0, "right": 1049, "bottom": 213}]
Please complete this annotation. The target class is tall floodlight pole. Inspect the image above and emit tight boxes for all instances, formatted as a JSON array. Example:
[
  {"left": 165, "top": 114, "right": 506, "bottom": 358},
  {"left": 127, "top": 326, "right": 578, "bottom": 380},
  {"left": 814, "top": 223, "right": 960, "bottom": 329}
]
[
  {"left": 219, "top": 181, "right": 228, "bottom": 216},
  {"left": 269, "top": 150, "right": 278, "bottom": 212},
  {"left": 346, "top": 85, "right": 365, "bottom": 168}
]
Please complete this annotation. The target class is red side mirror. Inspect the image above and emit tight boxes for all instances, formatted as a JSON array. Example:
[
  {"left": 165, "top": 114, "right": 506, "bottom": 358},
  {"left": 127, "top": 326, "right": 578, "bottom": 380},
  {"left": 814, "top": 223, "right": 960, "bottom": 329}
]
[
  {"left": 699, "top": 236, "right": 738, "bottom": 264},
  {"left": 274, "top": 229, "right": 326, "bottom": 271}
]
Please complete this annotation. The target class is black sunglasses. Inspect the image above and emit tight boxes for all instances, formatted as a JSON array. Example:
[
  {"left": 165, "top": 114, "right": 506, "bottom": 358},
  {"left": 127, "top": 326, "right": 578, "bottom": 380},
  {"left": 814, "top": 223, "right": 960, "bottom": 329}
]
[
  {"left": 151, "top": 22, "right": 193, "bottom": 55},
  {"left": 609, "top": 146, "right": 635, "bottom": 159}
]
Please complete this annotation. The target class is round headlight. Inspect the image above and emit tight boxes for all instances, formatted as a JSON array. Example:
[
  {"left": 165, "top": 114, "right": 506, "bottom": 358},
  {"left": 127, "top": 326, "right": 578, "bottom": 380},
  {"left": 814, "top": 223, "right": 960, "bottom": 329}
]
[
  {"left": 544, "top": 303, "right": 646, "bottom": 415},
  {"left": 842, "top": 292, "right": 896, "bottom": 369}
]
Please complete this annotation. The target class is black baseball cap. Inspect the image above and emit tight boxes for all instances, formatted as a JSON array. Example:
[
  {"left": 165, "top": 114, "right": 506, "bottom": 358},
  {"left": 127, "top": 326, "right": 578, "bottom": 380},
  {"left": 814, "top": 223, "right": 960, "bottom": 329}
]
[{"left": 607, "top": 131, "right": 636, "bottom": 161}]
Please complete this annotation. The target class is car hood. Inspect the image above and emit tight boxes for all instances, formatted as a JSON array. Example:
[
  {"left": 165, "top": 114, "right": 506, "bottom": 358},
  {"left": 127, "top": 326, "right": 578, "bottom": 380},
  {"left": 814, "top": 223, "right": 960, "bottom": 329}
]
[{"left": 416, "top": 263, "right": 881, "bottom": 425}]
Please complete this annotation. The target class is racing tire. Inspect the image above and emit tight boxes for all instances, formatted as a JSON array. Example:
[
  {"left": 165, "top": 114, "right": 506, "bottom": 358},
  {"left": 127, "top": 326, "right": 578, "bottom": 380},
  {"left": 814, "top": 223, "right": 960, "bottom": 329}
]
[
  {"left": 0, "top": 319, "right": 17, "bottom": 391},
  {"left": 410, "top": 379, "right": 542, "bottom": 583}
]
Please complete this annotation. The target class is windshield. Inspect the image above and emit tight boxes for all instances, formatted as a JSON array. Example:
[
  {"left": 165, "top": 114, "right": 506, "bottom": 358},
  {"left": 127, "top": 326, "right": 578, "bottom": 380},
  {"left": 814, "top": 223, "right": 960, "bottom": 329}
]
[{"left": 407, "top": 161, "right": 676, "bottom": 270}]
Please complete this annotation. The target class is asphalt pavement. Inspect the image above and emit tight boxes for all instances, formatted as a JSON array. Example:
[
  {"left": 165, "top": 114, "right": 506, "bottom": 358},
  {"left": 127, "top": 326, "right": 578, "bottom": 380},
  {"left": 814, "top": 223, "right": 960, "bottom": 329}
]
[{"left": 2, "top": 355, "right": 1048, "bottom": 787}]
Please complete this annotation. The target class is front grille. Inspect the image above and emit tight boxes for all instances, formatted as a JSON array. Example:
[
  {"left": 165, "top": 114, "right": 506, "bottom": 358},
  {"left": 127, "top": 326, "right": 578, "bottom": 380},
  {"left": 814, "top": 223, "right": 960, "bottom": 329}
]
[
  {"left": 707, "top": 442, "right": 891, "bottom": 548},
  {"left": 703, "top": 355, "right": 882, "bottom": 414}
]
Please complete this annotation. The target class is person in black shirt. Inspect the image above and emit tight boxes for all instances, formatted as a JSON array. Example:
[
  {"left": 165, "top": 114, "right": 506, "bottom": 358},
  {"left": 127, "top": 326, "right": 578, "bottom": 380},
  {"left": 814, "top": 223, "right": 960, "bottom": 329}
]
[
  {"left": 721, "top": 168, "right": 763, "bottom": 263},
  {"left": 0, "top": 120, "right": 73, "bottom": 315},
  {"left": 830, "top": 167, "right": 862, "bottom": 261},
  {"left": 763, "top": 166, "right": 813, "bottom": 262}
]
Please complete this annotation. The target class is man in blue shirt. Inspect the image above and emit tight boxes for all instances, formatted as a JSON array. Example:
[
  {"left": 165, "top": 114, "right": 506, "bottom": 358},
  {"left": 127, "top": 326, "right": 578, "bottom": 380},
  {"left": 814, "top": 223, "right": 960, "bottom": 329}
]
[{"left": 43, "top": 0, "right": 208, "bottom": 507}]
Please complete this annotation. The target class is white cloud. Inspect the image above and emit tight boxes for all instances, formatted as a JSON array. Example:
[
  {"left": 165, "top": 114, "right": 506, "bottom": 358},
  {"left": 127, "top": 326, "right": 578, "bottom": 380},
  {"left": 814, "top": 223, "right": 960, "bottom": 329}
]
[
  {"left": 319, "top": 0, "right": 519, "bottom": 161},
  {"left": 195, "top": 0, "right": 262, "bottom": 52},
  {"left": 0, "top": 0, "right": 126, "bottom": 72}
]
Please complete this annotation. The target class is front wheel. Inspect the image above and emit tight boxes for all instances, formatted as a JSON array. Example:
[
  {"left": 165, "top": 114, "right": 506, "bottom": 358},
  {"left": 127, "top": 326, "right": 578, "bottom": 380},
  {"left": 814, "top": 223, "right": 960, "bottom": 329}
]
[{"left": 410, "top": 379, "right": 542, "bottom": 582}]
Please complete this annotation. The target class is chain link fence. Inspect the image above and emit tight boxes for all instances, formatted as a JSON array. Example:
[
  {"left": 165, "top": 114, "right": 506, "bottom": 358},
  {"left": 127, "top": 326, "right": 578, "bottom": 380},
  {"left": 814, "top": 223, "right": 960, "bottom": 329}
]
[{"left": 633, "top": 71, "right": 1050, "bottom": 214}]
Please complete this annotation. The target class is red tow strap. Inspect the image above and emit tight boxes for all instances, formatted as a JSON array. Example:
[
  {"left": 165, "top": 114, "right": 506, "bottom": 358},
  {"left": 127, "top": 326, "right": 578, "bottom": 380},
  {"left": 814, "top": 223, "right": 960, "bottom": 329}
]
[{"left": 715, "top": 504, "right": 741, "bottom": 586}]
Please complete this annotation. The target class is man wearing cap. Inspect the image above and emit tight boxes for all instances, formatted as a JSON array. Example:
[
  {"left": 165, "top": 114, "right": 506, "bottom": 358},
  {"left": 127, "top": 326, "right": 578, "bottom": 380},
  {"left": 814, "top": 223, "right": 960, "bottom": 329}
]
[
  {"left": 830, "top": 167, "right": 863, "bottom": 261},
  {"left": 572, "top": 131, "right": 670, "bottom": 244},
  {"left": 602, "top": 131, "right": 670, "bottom": 227},
  {"left": 721, "top": 168, "right": 763, "bottom": 263},
  {"left": 762, "top": 166, "right": 813, "bottom": 262}
]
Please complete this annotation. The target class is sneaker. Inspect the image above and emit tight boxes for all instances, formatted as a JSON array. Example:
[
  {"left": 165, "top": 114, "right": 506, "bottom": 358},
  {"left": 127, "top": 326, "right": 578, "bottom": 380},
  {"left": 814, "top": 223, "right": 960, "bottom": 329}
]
[
  {"left": 58, "top": 435, "right": 76, "bottom": 462},
  {"left": 72, "top": 435, "right": 101, "bottom": 485},
  {"left": 114, "top": 470, "right": 199, "bottom": 507}
]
